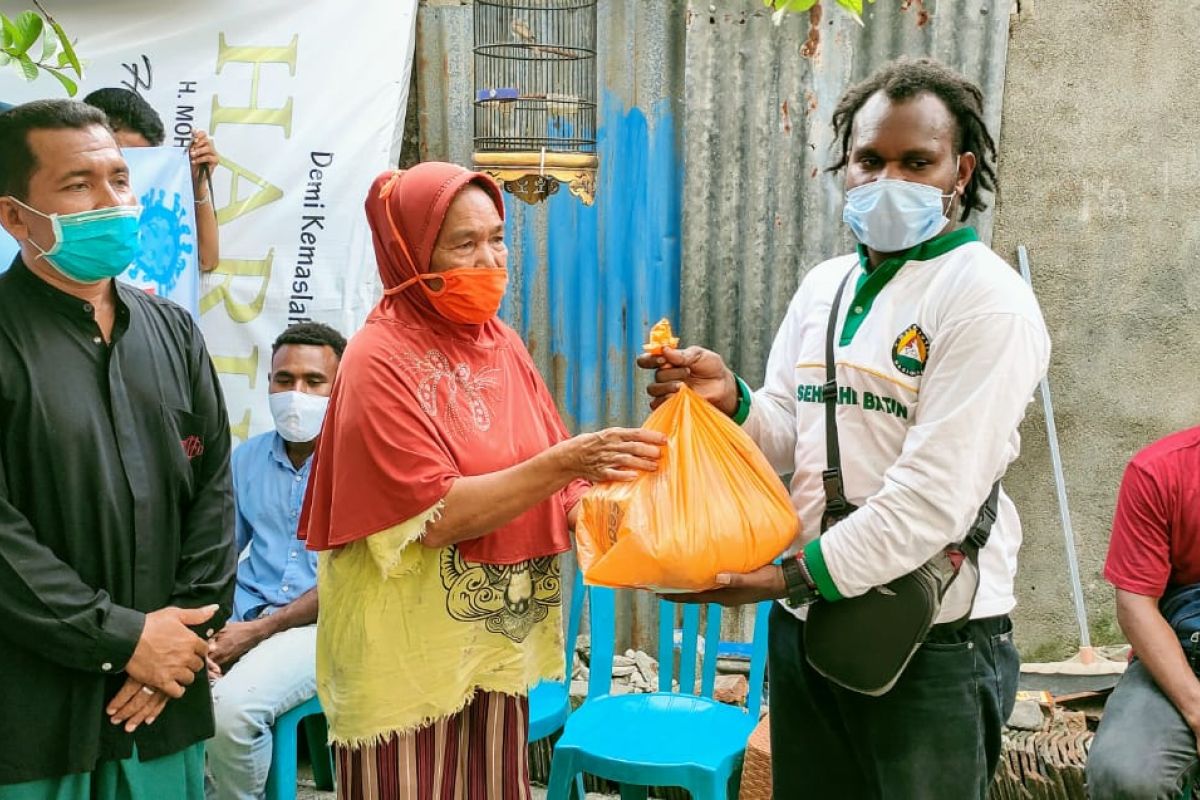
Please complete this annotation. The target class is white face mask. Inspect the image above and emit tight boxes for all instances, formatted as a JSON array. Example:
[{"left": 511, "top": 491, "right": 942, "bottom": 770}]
[
  {"left": 841, "top": 157, "right": 961, "bottom": 253},
  {"left": 268, "top": 391, "right": 330, "bottom": 443}
]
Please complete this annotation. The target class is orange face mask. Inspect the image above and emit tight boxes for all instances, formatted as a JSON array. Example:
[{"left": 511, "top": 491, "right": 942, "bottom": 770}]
[
  {"left": 387, "top": 267, "right": 509, "bottom": 325},
  {"left": 383, "top": 201, "right": 508, "bottom": 325}
]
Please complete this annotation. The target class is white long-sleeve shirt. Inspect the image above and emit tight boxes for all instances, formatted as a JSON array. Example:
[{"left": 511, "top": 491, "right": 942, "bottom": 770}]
[{"left": 740, "top": 228, "right": 1050, "bottom": 622}]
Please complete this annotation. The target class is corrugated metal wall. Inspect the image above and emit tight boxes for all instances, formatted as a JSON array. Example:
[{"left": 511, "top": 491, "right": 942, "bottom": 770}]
[
  {"left": 681, "top": 0, "right": 1012, "bottom": 385},
  {"left": 414, "top": 0, "right": 1011, "bottom": 652}
]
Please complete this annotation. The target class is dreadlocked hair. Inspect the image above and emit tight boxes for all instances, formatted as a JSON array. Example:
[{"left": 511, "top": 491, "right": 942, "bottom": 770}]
[{"left": 829, "top": 57, "right": 998, "bottom": 222}]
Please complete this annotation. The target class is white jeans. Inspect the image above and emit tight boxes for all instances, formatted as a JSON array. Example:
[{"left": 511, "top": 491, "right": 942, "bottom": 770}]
[{"left": 207, "top": 625, "right": 318, "bottom": 800}]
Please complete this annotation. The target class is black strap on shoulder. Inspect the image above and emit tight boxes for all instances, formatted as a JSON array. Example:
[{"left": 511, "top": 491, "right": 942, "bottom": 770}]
[
  {"left": 821, "top": 269, "right": 857, "bottom": 529},
  {"left": 960, "top": 480, "right": 1001, "bottom": 566},
  {"left": 944, "top": 480, "right": 1002, "bottom": 629}
]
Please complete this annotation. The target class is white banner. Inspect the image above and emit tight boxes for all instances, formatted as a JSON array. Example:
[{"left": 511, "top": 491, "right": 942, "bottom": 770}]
[
  {"left": 0, "top": 0, "right": 417, "bottom": 442},
  {"left": 119, "top": 146, "right": 201, "bottom": 314}
]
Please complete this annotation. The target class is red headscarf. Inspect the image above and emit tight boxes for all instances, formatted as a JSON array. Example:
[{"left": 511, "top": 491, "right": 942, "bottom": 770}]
[{"left": 300, "top": 163, "right": 584, "bottom": 563}]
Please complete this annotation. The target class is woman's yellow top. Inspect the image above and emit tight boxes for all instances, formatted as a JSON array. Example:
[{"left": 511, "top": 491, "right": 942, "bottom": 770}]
[{"left": 315, "top": 505, "right": 565, "bottom": 747}]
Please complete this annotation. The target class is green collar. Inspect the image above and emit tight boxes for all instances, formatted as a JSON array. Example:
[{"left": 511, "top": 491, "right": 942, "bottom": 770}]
[
  {"left": 841, "top": 227, "right": 978, "bottom": 346},
  {"left": 854, "top": 226, "right": 979, "bottom": 272}
]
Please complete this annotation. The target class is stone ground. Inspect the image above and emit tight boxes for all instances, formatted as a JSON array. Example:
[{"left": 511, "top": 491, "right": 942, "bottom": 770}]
[{"left": 294, "top": 765, "right": 619, "bottom": 800}]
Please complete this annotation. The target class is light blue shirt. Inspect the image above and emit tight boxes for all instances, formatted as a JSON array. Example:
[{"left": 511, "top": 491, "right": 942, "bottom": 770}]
[{"left": 231, "top": 431, "right": 318, "bottom": 621}]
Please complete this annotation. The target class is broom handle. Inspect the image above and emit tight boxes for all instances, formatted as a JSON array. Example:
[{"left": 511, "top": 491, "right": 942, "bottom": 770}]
[{"left": 1018, "top": 245, "right": 1092, "bottom": 652}]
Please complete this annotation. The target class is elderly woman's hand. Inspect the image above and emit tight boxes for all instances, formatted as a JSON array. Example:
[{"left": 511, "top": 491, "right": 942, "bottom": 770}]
[{"left": 556, "top": 428, "right": 667, "bottom": 483}]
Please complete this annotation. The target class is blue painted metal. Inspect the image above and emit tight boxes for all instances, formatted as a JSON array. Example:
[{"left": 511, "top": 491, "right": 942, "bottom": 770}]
[{"left": 501, "top": 92, "right": 680, "bottom": 431}]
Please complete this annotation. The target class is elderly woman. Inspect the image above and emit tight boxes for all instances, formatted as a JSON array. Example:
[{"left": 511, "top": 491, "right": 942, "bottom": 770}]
[{"left": 300, "top": 162, "right": 664, "bottom": 799}]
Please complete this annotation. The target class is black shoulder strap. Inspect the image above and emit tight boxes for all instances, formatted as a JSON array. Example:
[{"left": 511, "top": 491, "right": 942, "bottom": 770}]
[
  {"left": 961, "top": 480, "right": 1001, "bottom": 566},
  {"left": 821, "top": 269, "right": 857, "bottom": 522},
  {"left": 821, "top": 266, "right": 1001, "bottom": 558}
]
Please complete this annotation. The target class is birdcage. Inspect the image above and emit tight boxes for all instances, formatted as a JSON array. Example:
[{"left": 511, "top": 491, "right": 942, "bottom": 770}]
[{"left": 472, "top": 0, "right": 598, "bottom": 206}]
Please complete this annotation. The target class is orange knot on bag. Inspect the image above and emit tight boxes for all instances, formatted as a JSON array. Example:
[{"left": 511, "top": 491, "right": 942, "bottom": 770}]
[{"left": 643, "top": 318, "right": 680, "bottom": 355}]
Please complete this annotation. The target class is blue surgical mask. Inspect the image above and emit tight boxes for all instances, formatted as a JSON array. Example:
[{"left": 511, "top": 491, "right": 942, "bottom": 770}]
[
  {"left": 9, "top": 197, "right": 142, "bottom": 284},
  {"left": 842, "top": 176, "right": 957, "bottom": 253}
]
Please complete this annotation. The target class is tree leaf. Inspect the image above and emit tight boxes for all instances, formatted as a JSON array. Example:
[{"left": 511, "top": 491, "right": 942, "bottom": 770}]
[
  {"left": 46, "top": 66, "right": 77, "bottom": 96},
  {"left": 16, "top": 53, "right": 38, "bottom": 81},
  {"left": 0, "top": 53, "right": 10, "bottom": 68},
  {"left": 11, "top": 11, "right": 44, "bottom": 56},
  {"left": 770, "top": 0, "right": 819, "bottom": 24},
  {"left": 2, "top": 15, "right": 18, "bottom": 51},
  {"left": 40, "top": 26, "right": 58, "bottom": 62},
  {"left": 49, "top": 19, "right": 81, "bottom": 76},
  {"left": 835, "top": 0, "right": 864, "bottom": 24}
]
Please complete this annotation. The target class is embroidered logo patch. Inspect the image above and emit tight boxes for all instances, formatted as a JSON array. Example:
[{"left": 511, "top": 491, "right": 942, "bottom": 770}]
[
  {"left": 892, "top": 324, "right": 930, "bottom": 376},
  {"left": 181, "top": 435, "right": 205, "bottom": 460}
]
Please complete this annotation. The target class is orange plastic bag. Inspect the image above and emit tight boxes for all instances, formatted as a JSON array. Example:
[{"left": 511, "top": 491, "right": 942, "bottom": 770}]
[{"left": 576, "top": 383, "right": 800, "bottom": 593}]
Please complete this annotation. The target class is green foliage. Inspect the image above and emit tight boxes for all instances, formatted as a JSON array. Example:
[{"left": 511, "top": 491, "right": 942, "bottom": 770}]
[
  {"left": 764, "top": 0, "right": 878, "bottom": 25},
  {"left": 1, "top": 3, "right": 82, "bottom": 97}
]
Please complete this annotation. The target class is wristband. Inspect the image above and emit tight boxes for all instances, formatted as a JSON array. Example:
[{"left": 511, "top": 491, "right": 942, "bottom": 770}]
[{"left": 730, "top": 374, "right": 752, "bottom": 426}]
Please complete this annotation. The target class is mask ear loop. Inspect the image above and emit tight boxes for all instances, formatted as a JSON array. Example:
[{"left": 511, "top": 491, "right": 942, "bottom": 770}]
[
  {"left": 942, "top": 154, "right": 964, "bottom": 219},
  {"left": 6, "top": 195, "right": 64, "bottom": 257},
  {"left": 380, "top": 200, "right": 447, "bottom": 298}
]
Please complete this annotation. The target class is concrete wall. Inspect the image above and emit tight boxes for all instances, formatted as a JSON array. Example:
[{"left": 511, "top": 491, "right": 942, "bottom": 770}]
[{"left": 993, "top": 0, "right": 1200, "bottom": 659}]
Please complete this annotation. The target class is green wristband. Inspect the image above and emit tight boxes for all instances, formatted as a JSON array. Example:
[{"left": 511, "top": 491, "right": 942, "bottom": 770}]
[
  {"left": 731, "top": 375, "right": 752, "bottom": 426},
  {"left": 803, "top": 538, "right": 844, "bottom": 602}
]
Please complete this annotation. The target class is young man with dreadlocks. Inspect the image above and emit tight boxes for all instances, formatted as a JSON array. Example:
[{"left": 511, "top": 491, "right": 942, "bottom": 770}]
[{"left": 639, "top": 58, "right": 1050, "bottom": 798}]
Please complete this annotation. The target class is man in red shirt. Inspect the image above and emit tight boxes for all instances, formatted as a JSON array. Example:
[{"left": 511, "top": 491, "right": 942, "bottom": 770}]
[{"left": 1087, "top": 426, "right": 1200, "bottom": 798}]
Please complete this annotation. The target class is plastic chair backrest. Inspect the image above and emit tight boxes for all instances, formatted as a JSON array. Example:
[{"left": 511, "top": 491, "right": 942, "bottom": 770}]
[
  {"left": 584, "top": 586, "right": 770, "bottom": 715},
  {"left": 585, "top": 585, "right": 617, "bottom": 699},
  {"left": 564, "top": 562, "right": 586, "bottom": 676},
  {"left": 658, "top": 600, "right": 770, "bottom": 714}
]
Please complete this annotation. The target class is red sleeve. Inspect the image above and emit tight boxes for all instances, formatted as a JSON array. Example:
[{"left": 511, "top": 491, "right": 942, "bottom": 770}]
[
  {"left": 561, "top": 478, "right": 591, "bottom": 515},
  {"left": 1104, "top": 461, "right": 1172, "bottom": 597}
]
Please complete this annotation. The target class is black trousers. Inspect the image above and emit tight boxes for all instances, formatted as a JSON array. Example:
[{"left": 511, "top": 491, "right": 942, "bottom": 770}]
[{"left": 767, "top": 604, "right": 1019, "bottom": 800}]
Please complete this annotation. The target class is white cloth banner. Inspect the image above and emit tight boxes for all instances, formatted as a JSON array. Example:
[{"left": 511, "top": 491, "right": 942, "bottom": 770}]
[
  {"left": 119, "top": 147, "right": 201, "bottom": 314},
  {"left": 0, "top": 0, "right": 416, "bottom": 442}
]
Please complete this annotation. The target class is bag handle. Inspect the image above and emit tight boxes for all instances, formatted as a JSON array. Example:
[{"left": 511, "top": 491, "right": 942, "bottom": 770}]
[{"left": 820, "top": 266, "right": 1000, "bottom": 561}]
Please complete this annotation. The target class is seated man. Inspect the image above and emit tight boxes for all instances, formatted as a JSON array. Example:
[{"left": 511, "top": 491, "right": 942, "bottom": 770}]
[
  {"left": 83, "top": 87, "right": 220, "bottom": 271},
  {"left": 206, "top": 322, "right": 346, "bottom": 800},
  {"left": 1087, "top": 425, "right": 1200, "bottom": 798}
]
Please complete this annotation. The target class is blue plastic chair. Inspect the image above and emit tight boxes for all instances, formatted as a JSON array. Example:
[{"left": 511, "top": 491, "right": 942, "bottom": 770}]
[
  {"left": 546, "top": 590, "right": 772, "bottom": 800},
  {"left": 529, "top": 562, "right": 587, "bottom": 800},
  {"left": 264, "top": 694, "right": 335, "bottom": 800}
]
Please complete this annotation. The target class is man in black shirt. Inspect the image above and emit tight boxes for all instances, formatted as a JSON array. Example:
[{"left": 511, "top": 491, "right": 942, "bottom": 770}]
[{"left": 0, "top": 100, "right": 235, "bottom": 797}]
